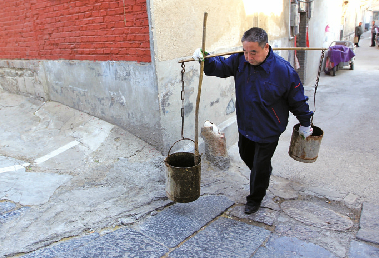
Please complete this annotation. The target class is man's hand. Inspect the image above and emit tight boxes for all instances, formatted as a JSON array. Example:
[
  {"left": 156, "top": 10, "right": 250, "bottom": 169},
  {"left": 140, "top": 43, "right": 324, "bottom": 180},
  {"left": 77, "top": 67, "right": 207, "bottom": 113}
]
[
  {"left": 299, "top": 125, "right": 313, "bottom": 139},
  {"left": 193, "top": 48, "right": 206, "bottom": 62}
]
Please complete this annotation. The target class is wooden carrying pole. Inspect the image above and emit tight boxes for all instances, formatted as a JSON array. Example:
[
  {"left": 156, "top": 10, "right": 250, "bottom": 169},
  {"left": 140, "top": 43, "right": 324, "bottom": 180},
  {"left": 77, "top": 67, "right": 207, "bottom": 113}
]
[
  {"left": 179, "top": 47, "right": 328, "bottom": 63},
  {"left": 194, "top": 12, "right": 208, "bottom": 165}
]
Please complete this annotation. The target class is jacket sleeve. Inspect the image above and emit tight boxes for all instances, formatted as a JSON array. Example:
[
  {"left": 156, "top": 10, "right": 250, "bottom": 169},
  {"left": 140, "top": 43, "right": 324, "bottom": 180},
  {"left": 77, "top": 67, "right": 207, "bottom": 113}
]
[
  {"left": 286, "top": 70, "right": 314, "bottom": 127},
  {"left": 204, "top": 54, "right": 240, "bottom": 78}
]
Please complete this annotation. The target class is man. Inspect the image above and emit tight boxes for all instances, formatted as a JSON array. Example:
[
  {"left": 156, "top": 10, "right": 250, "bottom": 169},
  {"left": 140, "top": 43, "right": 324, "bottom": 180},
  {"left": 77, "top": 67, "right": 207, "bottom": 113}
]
[
  {"left": 355, "top": 22, "right": 363, "bottom": 47},
  {"left": 370, "top": 21, "right": 378, "bottom": 47},
  {"left": 193, "top": 27, "right": 313, "bottom": 214}
]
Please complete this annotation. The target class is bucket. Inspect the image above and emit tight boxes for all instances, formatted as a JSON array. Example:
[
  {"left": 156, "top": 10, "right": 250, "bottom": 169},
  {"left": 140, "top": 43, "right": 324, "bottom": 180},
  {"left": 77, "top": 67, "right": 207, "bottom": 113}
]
[
  {"left": 164, "top": 139, "right": 201, "bottom": 203},
  {"left": 289, "top": 123, "right": 324, "bottom": 163}
]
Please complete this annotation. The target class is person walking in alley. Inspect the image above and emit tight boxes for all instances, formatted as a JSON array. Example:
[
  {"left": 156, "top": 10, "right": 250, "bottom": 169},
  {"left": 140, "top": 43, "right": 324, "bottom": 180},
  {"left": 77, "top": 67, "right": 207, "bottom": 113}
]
[
  {"left": 355, "top": 22, "right": 363, "bottom": 47},
  {"left": 192, "top": 27, "right": 313, "bottom": 214},
  {"left": 370, "top": 21, "right": 378, "bottom": 47}
]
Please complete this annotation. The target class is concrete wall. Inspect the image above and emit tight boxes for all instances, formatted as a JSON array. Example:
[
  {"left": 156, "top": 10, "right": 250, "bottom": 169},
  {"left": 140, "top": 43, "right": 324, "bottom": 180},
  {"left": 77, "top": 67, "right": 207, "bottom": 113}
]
[
  {"left": 0, "top": 59, "right": 163, "bottom": 150},
  {"left": 0, "top": 60, "right": 48, "bottom": 100}
]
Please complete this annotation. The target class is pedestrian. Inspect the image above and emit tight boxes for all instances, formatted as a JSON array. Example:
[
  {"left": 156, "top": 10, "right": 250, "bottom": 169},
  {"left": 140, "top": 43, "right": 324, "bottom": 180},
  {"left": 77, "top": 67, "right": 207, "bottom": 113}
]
[
  {"left": 192, "top": 27, "right": 313, "bottom": 214},
  {"left": 370, "top": 20, "right": 378, "bottom": 47},
  {"left": 355, "top": 22, "right": 363, "bottom": 47}
]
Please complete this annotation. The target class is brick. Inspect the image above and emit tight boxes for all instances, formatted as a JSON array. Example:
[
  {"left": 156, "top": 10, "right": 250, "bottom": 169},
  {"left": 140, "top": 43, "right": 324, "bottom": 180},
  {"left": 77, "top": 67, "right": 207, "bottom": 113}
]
[
  {"left": 125, "top": 0, "right": 137, "bottom": 4},
  {"left": 123, "top": 5, "right": 133, "bottom": 13},
  {"left": 0, "top": 0, "right": 151, "bottom": 63},
  {"left": 109, "top": 2, "right": 120, "bottom": 9}
]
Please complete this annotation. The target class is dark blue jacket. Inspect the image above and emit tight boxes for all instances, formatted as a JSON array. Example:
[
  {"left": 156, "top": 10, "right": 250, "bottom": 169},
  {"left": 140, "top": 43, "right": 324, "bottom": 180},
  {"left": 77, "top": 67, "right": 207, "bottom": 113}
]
[{"left": 204, "top": 46, "right": 313, "bottom": 143}]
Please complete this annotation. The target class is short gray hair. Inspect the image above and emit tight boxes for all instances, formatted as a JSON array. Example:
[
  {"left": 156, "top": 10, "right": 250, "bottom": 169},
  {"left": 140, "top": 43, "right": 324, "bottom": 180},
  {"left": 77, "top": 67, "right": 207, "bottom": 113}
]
[{"left": 241, "top": 27, "right": 268, "bottom": 48}]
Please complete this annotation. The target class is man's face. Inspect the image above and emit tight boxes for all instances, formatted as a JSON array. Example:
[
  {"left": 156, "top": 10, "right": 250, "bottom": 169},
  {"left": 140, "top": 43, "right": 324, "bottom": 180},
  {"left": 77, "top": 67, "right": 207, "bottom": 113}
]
[
  {"left": 242, "top": 41, "right": 269, "bottom": 66},
  {"left": 359, "top": 22, "right": 362, "bottom": 26}
]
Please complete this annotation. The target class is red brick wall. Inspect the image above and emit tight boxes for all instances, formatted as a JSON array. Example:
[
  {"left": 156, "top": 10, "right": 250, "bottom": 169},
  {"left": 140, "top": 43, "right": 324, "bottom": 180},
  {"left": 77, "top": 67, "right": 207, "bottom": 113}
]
[{"left": 0, "top": 0, "right": 151, "bottom": 62}]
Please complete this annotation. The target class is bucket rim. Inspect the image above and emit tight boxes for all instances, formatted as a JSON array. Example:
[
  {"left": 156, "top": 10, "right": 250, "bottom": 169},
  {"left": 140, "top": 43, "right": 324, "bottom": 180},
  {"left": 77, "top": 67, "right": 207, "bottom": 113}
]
[
  {"left": 293, "top": 123, "right": 324, "bottom": 138},
  {"left": 164, "top": 151, "right": 201, "bottom": 168}
]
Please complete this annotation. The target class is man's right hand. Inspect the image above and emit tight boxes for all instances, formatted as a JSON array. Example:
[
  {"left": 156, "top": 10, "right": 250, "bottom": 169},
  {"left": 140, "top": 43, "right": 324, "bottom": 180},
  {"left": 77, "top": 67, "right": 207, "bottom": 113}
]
[
  {"left": 193, "top": 48, "right": 205, "bottom": 62},
  {"left": 299, "top": 125, "right": 313, "bottom": 139}
]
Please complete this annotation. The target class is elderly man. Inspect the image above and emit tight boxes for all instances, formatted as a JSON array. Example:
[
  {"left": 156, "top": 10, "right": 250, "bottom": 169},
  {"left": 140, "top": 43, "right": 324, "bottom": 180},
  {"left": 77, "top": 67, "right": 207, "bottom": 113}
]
[{"left": 193, "top": 27, "right": 313, "bottom": 214}]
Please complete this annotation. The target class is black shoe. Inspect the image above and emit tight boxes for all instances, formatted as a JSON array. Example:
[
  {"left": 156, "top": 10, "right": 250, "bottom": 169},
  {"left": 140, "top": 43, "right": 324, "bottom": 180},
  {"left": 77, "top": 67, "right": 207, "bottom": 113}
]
[{"left": 244, "top": 204, "right": 260, "bottom": 214}]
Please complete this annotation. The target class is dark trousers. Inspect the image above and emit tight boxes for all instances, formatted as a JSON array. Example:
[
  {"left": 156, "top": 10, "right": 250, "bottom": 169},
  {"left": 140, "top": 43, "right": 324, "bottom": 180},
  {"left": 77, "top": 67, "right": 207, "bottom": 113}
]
[
  {"left": 371, "top": 33, "right": 376, "bottom": 46},
  {"left": 238, "top": 133, "right": 278, "bottom": 205},
  {"left": 355, "top": 35, "right": 361, "bottom": 46}
]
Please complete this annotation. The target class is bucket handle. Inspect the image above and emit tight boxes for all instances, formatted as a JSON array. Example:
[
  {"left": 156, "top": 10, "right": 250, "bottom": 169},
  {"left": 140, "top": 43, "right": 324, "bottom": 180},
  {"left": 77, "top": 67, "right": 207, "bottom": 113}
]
[{"left": 167, "top": 138, "right": 195, "bottom": 157}]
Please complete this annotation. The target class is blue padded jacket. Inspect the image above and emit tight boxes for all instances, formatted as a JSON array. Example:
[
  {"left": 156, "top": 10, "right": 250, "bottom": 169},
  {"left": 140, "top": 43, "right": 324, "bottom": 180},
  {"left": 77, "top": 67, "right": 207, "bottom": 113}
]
[{"left": 204, "top": 46, "right": 313, "bottom": 143}]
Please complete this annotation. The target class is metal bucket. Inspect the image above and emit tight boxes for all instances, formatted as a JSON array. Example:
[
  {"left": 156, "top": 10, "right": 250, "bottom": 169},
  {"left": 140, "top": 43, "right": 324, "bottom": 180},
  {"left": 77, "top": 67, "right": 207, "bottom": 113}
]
[
  {"left": 164, "top": 139, "right": 201, "bottom": 203},
  {"left": 289, "top": 123, "right": 324, "bottom": 163}
]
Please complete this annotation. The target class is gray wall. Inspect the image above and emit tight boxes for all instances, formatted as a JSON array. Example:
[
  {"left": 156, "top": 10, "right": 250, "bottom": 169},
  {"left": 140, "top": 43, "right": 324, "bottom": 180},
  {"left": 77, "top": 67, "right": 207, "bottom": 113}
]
[{"left": 0, "top": 60, "right": 163, "bottom": 152}]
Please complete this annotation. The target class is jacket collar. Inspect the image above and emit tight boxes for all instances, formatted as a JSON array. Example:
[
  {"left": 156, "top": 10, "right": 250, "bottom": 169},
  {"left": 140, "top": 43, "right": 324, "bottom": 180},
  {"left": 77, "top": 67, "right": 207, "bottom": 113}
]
[{"left": 243, "top": 45, "right": 274, "bottom": 74}]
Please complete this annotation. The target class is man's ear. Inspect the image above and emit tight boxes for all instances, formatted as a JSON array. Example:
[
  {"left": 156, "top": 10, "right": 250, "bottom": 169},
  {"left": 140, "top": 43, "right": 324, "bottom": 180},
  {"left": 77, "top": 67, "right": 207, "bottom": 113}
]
[{"left": 264, "top": 43, "right": 269, "bottom": 55}]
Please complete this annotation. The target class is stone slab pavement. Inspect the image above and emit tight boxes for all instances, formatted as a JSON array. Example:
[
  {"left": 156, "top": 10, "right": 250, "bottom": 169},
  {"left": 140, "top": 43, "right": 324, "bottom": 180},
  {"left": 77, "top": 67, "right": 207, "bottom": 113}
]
[{"left": 1, "top": 33, "right": 379, "bottom": 257}]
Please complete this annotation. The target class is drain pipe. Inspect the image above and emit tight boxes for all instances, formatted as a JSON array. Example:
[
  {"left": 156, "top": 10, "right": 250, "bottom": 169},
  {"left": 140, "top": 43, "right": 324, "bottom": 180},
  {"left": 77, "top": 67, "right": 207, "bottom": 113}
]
[{"left": 289, "top": 0, "right": 296, "bottom": 40}]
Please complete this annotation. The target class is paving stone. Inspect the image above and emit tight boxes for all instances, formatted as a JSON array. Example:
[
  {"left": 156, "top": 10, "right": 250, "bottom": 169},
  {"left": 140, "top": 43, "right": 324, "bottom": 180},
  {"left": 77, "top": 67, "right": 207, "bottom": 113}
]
[
  {"left": 268, "top": 176, "right": 298, "bottom": 200},
  {"left": 22, "top": 226, "right": 169, "bottom": 258},
  {"left": 343, "top": 192, "right": 361, "bottom": 209},
  {"left": 0, "top": 206, "right": 30, "bottom": 223},
  {"left": 62, "top": 228, "right": 168, "bottom": 258},
  {"left": 261, "top": 191, "right": 281, "bottom": 211},
  {"left": 0, "top": 201, "right": 16, "bottom": 214},
  {"left": 281, "top": 200, "right": 353, "bottom": 231},
  {"left": 21, "top": 233, "right": 100, "bottom": 257},
  {"left": 349, "top": 240, "right": 379, "bottom": 258},
  {"left": 303, "top": 187, "right": 347, "bottom": 202},
  {"left": 138, "top": 195, "right": 234, "bottom": 248},
  {"left": 254, "top": 235, "right": 337, "bottom": 258},
  {"left": 275, "top": 214, "right": 351, "bottom": 257},
  {"left": 356, "top": 202, "right": 379, "bottom": 244},
  {"left": 169, "top": 217, "right": 271, "bottom": 258},
  {"left": 227, "top": 205, "right": 278, "bottom": 226}
]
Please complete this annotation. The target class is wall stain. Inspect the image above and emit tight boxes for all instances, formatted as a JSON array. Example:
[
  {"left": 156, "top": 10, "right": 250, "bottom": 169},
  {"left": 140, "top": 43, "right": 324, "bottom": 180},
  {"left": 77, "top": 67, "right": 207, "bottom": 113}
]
[
  {"left": 184, "top": 102, "right": 193, "bottom": 117},
  {"left": 210, "top": 98, "right": 220, "bottom": 107},
  {"left": 226, "top": 99, "right": 235, "bottom": 115},
  {"left": 161, "top": 91, "right": 172, "bottom": 115}
]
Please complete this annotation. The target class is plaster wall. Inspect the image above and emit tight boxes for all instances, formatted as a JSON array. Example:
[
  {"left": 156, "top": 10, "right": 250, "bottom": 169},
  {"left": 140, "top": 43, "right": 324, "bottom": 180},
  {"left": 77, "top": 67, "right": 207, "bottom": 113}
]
[
  {"left": 150, "top": 0, "right": 294, "bottom": 152},
  {"left": 306, "top": 0, "right": 343, "bottom": 86},
  {"left": 340, "top": 0, "right": 361, "bottom": 41}
]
